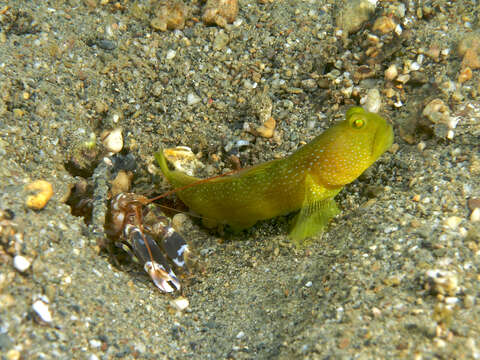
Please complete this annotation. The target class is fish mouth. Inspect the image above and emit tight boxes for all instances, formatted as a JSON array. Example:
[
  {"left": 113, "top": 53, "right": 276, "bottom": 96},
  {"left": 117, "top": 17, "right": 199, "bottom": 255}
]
[{"left": 371, "top": 122, "right": 394, "bottom": 158}]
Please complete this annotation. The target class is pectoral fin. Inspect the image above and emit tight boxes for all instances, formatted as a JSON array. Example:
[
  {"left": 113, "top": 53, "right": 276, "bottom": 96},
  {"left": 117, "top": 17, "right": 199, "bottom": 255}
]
[
  {"left": 289, "top": 197, "right": 340, "bottom": 245},
  {"left": 289, "top": 175, "right": 340, "bottom": 246}
]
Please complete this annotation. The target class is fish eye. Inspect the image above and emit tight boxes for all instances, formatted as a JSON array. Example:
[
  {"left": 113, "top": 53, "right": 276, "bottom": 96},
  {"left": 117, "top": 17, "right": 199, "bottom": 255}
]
[{"left": 350, "top": 115, "right": 365, "bottom": 129}]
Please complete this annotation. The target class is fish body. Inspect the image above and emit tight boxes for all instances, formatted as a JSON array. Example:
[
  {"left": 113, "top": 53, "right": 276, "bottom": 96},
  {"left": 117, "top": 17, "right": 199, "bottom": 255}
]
[{"left": 156, "top": 107, "right": 393, "bottom": 244}]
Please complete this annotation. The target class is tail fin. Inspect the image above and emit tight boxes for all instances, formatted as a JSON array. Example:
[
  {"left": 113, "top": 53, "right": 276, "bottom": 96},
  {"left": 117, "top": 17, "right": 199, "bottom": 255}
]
[{"left": 154, "top": 150, "right": 201, "bottom": 188}]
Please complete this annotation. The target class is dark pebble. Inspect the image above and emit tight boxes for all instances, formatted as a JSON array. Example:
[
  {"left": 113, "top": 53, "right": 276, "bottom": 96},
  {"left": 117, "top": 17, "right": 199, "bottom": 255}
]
[{"left": 97, "top": 39, "right": 117, "bottom": 50}]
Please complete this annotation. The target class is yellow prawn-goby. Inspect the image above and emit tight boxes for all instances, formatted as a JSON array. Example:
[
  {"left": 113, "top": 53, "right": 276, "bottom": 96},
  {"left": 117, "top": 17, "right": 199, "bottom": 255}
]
[{"left": 155, "top": 107, "right": 394, "bottom": 245}]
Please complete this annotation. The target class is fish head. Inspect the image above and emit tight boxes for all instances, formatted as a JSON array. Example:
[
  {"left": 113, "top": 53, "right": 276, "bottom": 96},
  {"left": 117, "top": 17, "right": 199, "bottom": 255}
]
[{"left": 313, "top": 107, "right": 394, "bottom": 187}]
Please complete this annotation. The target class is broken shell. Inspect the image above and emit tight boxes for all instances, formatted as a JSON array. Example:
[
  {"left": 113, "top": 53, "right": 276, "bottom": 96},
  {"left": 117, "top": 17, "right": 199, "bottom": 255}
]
[
  {"left": 101, "top": 128, "right": 123, "bottom": 154},
  {"left": 163, "top": 147, "right": 205, "bottom": 176},
  {"left": 32, "top": 299, "right": 53, "bottom": 324},
  {"left": 25, "top": 180, "right": 54, "bottom": 210}
]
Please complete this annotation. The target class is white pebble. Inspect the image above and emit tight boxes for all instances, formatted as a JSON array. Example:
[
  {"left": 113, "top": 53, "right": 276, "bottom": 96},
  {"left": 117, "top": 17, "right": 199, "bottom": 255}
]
[
  {"left": 444, "top": 216, "right": 462, "bottom": 229},
  {"left": 13, "top": 255, "right": 31, "bottom": 272},
  {"left": 32, "top": 300, "right": 53, "bottom": 324},
  {"left": 102, "top": 128, "right": 123, "bottom": 153},
  {"left": 170, "top": 296, "right": 189, "bottom": 311},
  {"left": 89, "top": 339, "right": 102, "bottom": 349},
  {"left": 410, "top": 62, "right": 421, "bottom": 71},
  {"left": 236, "top": 331, "right": 245, "bottom": 339},
  {"left": 165, "top": 49, "right": 176, "bottom": 60},
  {"left": 187, "top": 93, "right": 201, "bottom": 105},
  {"left": 394, "top": 24, "right": 402, "bottom": 35},
  {"left": 471, "top": 208, "right": 480, "bottom": 222},
  {"left": 305, "top": 281, "right": 313, "bottom": 287},
  {"left": 364, "top": 88, "right": 382, "bottom": 113}
]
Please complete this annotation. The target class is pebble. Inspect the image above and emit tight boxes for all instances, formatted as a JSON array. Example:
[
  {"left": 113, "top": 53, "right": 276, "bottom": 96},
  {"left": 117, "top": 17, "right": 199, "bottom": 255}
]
[
  {"left": 256, "top": 117, "right": 276, "bottom": 138},
  {"left": 170, "top": 296, "right": 189, "bottom": 311},
  {"left": 213, "top": 31, "right": 229, "bottom": 51},
  {"left": 203, "top": 0, "right": 238, "bottom": 28},
  {"left": 364, "top": 88, "right": 382, "bottom": 113},
  {"left": 6, "top": 349, "right": 20, "bottom": 360},
  {"left": 172, "top": 213, "right": 188, "bottom": 231},
  {"left": 458, "top": 67, "right": 472, "bottom": 83},
  {"left": 426, "top": 269, "right": 459, "bottom": 296},
  {"left": 101, "top": 128, "right": 123, "bottom": 154},
  {"left": 187, "top": 93, "right": 201, "bottom": 105},
  {"left": 32, "top": 299, "right": 53, "bottom": 324},
  {"left": 468, "top": 198, "right": 480, "bottom": 212},
  {"left": 421, "top": 99, "right": 456, "bottom": 139},
  {"left": 25, "top": 180, "right": 54, "bottom": 210},
  {"left": 13, "top": 255, "right": 31, "bottom": 272},
  {"left": 336, "top": 0, "right": 377, "bottom": 35},
  {"left": 458, "top": 32, "right": 480, "bottom": 69},
  {"left": 471, "top": 208, "right": 480, "bottom": 222},
  {"left": 384, "top": 64, "right": 398, "bottom": 81},
  {"left": 89, "top": 339, "right": 102, "bottom": 349},
  {"left": 443, "top": 216, "right": 462, "bottom": 230},
  {"left": 165, "top": 49, "right": 176, "bottom": 60},
  {"left": 96, "top": 39, "right": 116, "bottom": 51},
  {"left": 110, "top": 170, "right": 132, "bottom": 196},
  {"left": 396, "top": 74, "right": 410, "bottom": 84},
  {"left": 236, "top": 331, "right": 245, "bottom": 339},
  {"left": 151, "top": 0, "right": 186, "bottom": 32},
  {"left": 372, "top": 16, "right": 396, "bottom": 34}
]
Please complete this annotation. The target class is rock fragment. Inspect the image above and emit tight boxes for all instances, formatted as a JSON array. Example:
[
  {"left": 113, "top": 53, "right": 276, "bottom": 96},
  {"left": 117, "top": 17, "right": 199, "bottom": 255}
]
[
  {"left": 336, "top": 0, "right": 376, "bottom": 36},
  {"left": 151, "top": 0, "right": 187, "bottom": 31},
  {"left": 203, "top": 0, "right": 238, "bottom": 28},
  {"left": 32, "top": 299, "right": 53, "bottom": 324},
  {"left": 25, "top": 180, "right": 54, "bottom": 210}
]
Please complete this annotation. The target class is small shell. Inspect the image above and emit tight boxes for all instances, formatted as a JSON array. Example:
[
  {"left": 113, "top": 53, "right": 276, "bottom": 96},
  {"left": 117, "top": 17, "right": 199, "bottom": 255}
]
[{"left": 25, "top": 180, "right": 53, "bottom": 210}]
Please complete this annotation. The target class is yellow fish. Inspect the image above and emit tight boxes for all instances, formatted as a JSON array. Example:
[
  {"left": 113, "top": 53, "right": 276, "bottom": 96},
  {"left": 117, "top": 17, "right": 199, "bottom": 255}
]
[{"left": 155, "top": 107, "right": 393, "bottom": 244}]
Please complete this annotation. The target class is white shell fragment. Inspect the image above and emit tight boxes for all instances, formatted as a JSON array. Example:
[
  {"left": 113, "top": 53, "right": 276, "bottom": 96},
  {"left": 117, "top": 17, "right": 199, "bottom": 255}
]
[
  {"left": 32, "top": 299, "right": 53, "bottom": 324},
  {"left": 102, "top": 128, "right": 123, "bottom": 154},
  {"left": 13, "top": 255, "right": 31, "bottom": 272},
  {"left": 170, "top": 296, "right": 189, "bottom": 311}
]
